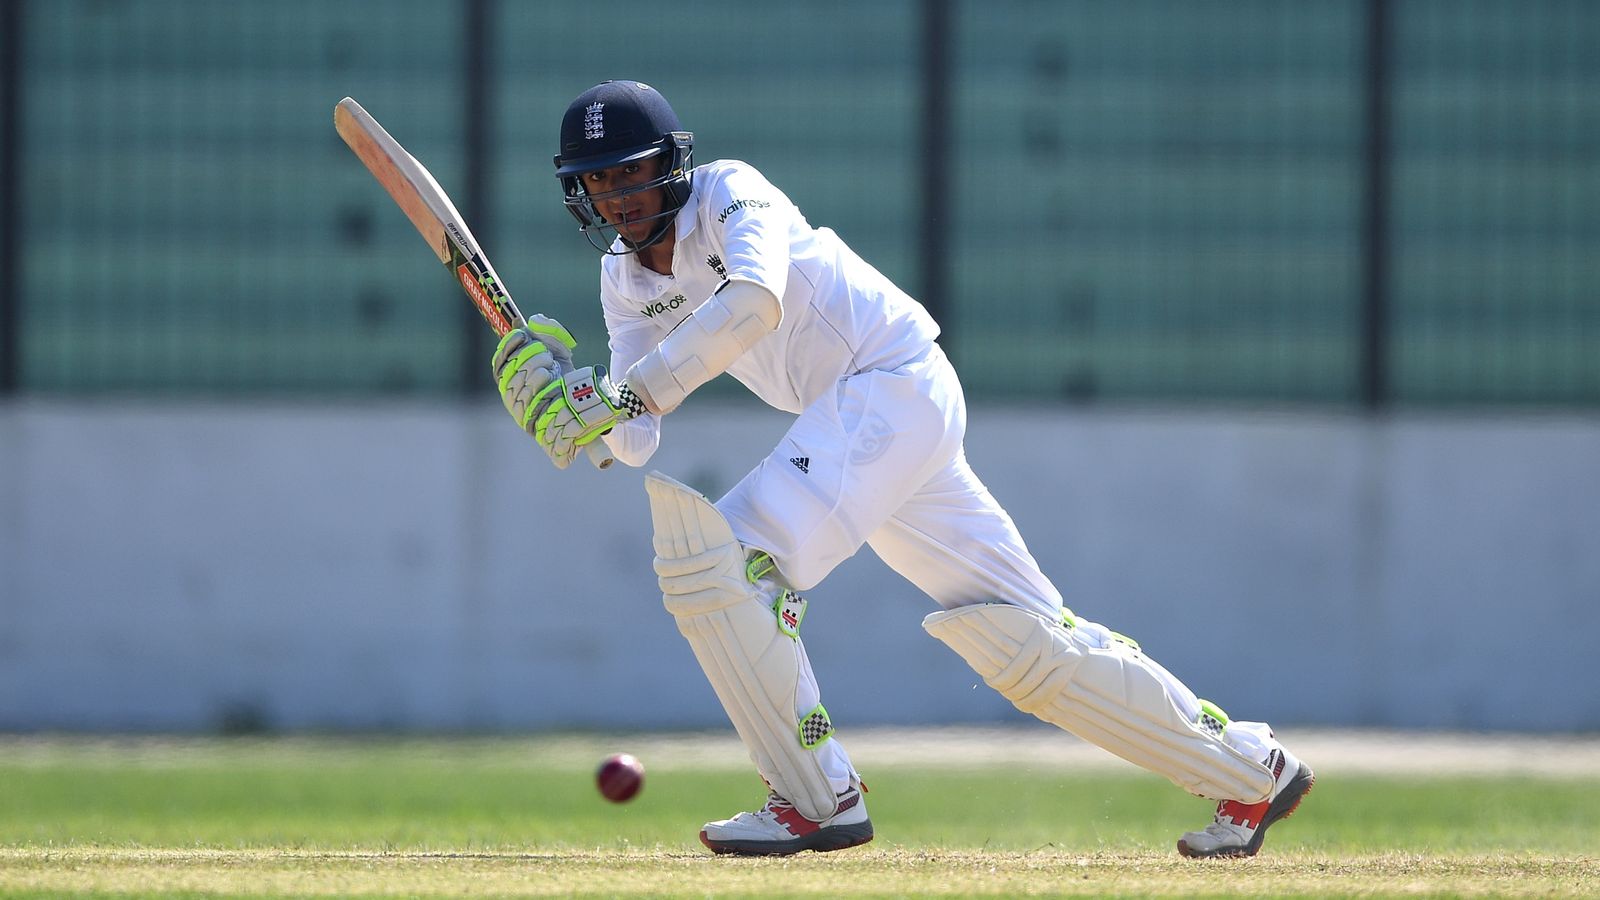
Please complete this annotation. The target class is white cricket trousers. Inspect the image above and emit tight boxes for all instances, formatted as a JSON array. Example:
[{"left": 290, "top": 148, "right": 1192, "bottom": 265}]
[
  {"left": 718, "top": 343, "right": 1063, "bottom": 615},
  {"left": 715, "top": 344, "right": 1286, "bottom": 803},
  {"left": 716, "top": 344, "right": 1065, "bottom": 796}
]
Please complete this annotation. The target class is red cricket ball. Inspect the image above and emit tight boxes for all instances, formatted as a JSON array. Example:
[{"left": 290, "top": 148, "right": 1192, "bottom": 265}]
[{"left": 596, "top": 752, "right": 645, "bottom": 803}]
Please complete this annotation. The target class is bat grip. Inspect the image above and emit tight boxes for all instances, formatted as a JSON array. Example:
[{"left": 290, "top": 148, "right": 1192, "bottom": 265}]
[{"left": 585, "top": 442, "right": 614, "bottom": 470}]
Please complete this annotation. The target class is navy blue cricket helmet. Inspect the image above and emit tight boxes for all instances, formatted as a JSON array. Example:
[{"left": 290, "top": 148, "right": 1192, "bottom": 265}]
[{"left": 554, "top": 81, "right": 694, "bottom": 254}]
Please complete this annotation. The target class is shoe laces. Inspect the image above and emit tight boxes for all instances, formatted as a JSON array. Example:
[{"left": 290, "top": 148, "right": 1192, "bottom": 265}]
[
  {"left": 755, "top": 783, "right": 857, "bottom": 820},
  {"left": 742, "top": 791, "right": 794, "bottom": 823}
]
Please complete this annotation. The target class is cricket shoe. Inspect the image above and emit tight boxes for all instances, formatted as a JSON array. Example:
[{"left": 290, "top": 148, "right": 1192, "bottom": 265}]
[
  {"left": 699, "top": 779, "right": 873, "bottom": 856},
  {"left": 1177, "top": 746, "right": 1315, "bottom": 859}
]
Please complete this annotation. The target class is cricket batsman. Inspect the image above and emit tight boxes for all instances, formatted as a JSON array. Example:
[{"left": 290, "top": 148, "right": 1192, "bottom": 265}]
[{"left": 493, "top": 80, "right": 1314, "bottom": 857}]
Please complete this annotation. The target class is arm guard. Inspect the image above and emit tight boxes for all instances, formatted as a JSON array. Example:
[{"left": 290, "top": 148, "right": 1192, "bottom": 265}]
[{"left": 624, "top": 279, "right": 782, "bottom": 414}]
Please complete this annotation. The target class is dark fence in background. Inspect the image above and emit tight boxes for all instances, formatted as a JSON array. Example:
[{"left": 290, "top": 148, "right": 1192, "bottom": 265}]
[{"left": 1, "top": 0, "right": 1596, "bottom": 406}]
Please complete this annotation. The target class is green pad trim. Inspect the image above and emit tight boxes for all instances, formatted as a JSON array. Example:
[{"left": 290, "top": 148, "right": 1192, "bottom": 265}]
[{"left": 745, "top": 551, "right": 777, "bottom": 584}]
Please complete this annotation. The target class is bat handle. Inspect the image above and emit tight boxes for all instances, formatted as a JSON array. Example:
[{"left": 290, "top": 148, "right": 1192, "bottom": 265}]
[{"left": 585, "top": 442, "right": 614, "bottom": 470}]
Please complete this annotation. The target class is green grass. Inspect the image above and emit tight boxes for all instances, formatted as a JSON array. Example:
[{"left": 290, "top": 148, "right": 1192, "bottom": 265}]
[{"left": 1, "top": 736, "right": 1597, "bottom": 897}]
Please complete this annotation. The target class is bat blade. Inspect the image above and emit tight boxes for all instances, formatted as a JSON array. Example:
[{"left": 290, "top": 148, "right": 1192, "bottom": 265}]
[
  {"left": 334, "top": 96, "right": 517, "bottom": 336},
  {"left": 334, "top": 97, "right": 455, "bottom": 265},
  {"left": 334, "top": 96, "right": 613, "bottom": 469}
]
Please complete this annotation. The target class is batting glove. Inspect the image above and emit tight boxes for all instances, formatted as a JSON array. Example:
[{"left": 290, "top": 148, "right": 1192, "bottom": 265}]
[
  {"left": 527, "top": 365, "right": 644, "bottom": 469},
  {"left": 493, "top": 325, "right": 566, "bottom": 435},
  {"left": 523, "top": 314, "right": 577, "bottom": 372}
]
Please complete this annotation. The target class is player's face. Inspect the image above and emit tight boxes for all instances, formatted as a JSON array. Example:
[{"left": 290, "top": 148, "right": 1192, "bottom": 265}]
[{"left": 583, "top": 158, "right": 667, "bottom": 244}]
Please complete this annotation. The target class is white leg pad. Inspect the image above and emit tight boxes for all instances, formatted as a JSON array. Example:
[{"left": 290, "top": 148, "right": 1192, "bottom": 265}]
[
  {"left": 645, "top": 471, "right": 838, "bottom": 822},
  {"left": 923, "top": 603, "right": 1275, "bottom": 802}
]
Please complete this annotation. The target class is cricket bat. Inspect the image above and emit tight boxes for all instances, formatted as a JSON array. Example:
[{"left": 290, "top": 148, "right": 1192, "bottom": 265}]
[{"left": 334, "top": 96, "right": 612, "bottom": 469}]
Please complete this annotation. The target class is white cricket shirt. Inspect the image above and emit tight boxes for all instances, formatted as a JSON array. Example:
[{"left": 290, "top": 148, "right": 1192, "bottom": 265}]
[{"left": 598, "top": 160, "right": 939, "bottom": 466}]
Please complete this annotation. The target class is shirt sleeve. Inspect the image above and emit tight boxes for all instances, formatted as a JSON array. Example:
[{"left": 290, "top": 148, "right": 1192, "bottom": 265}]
[
  {"left": 598, "top": 268, "right": 663, "bottom": 467},
  {"left": 700, "top": 163, "right": 797, "bottom": 302},
  {"left": 599, "top": 408, "right": 659, "bottom": 467}
]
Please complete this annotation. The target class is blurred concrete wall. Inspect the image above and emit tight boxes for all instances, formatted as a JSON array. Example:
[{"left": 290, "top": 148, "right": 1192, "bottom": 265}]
[{"left": 1, "top": 401, "right": 1596, "bottom": 733}]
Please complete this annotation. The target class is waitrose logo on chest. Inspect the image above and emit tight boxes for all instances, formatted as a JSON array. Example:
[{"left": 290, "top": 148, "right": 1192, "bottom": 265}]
[{"left": 640, "top": 294, "right": 690, "bottom": 318}]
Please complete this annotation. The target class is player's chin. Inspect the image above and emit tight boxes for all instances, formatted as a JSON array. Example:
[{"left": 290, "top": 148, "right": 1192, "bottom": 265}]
[{"left": 616, "top": 223, "right": 654, "bottom": 245}]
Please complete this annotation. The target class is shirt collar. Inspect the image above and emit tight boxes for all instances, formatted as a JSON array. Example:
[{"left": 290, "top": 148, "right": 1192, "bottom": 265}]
[{"left": 674, "top": 188, "right": 700, "bottom": 242}]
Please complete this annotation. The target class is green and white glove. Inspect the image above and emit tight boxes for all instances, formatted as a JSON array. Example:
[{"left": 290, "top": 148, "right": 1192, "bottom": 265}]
[
  {"left": 523, "top": 314, "right": 576, "bottom": 372},
  {"left": 527, "top": 365, "right": 644, "bottom": 469},
  {"left": 492, "top": 316, "right": 579, "bottom": 436}
]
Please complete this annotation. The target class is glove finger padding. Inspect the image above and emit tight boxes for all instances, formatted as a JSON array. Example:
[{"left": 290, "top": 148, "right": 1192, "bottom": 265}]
[
  {"left": 493, "top": 328, "right": 560, "bottom": 431},
  {"left": 492, "top": 328, "right": 535, "bottom": 379},
  {"left": 525, "top": 314, "right": 577, "bottom": 373},
  {"left": 503, "top": 361, "right": 560, "bottom": 433}
]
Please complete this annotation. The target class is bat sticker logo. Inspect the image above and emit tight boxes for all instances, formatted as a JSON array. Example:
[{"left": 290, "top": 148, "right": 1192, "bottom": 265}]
[
  {"left": 774, "top": 590, "right": 806, "bottom": 639},
  {"left": 456, "top": 264, "right": 510, "bottom": 334}
]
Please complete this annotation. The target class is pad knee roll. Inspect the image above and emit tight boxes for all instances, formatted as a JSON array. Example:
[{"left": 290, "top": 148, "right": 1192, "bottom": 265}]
[
  {"left": 923, "top": 603, "right": 1275, "bottom": 802},
  {"left": 645, "top": 470, "right": 838, "bottom": 821}
]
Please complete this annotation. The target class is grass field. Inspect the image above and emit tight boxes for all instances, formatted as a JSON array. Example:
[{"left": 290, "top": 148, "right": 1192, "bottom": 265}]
[{"left": 1, "top": 732, "right": 1597, "bottom": 898}]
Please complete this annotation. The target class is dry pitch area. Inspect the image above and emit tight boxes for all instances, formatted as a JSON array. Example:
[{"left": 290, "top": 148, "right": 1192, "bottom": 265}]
[
  {"left": 1, "top": 727, "right": 1597, "bottom": 898},
  {"left": 2, "top": 847, "right": 1594, "bottom": 898}
]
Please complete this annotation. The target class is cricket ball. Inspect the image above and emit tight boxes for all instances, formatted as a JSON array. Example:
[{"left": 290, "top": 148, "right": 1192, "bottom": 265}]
[{"left": 596, "top": 752, "right": 645, "bottom": 803}]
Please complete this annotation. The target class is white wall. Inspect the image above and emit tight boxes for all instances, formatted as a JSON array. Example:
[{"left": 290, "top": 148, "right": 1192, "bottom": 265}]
[{"left": 2, "top": 400, "right": 1597, "bottom": 733}]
